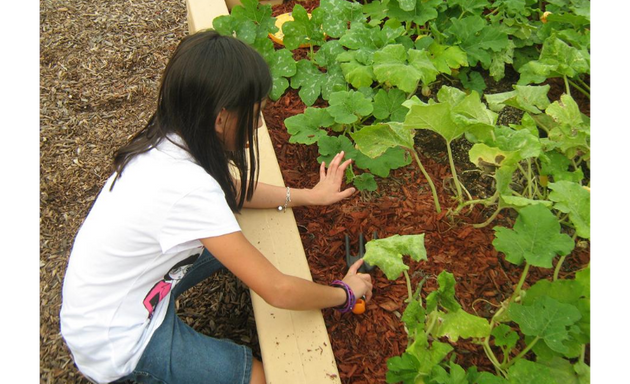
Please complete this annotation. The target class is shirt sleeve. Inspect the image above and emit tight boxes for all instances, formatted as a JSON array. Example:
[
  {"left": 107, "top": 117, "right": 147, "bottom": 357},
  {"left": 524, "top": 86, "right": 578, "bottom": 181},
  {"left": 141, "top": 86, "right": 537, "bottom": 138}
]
[{"left": 159, "top": 183, "right": 241, "bottom": 255}]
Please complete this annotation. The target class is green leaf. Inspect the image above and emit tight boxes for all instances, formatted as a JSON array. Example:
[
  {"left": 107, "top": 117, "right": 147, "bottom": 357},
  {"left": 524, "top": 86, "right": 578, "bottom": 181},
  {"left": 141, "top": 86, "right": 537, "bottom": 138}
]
[
  {"left": 320, "top": 65, "right": 347, "bottom": 101},
  {"left": 267, "top": 49, "right": 297, "bottom": 100},
  {"left": 430, "top": 361, "right": 467, "bottom": 384},
  {"left": 491, "top": 324, "right": 519, "bottom": 350},
  {"left": 485, "top": 85, "right": 551, "bottom": 114},
  {"left": 523, "top": 277, "right": 590, "bottom": 347},
  {"left": 539, "top": 151, "right": 584, "bottom": 184},
  {"left": 317, "top": 135, "right": 359, "bottom": 165},
  {"left": 425, "top": 271, "right": 461, "bottom": 313},
  {"left": 405, "top": 86, "right": 495, "bottom": 144},
  {"left": 281, "top": 5, "right": 325, "bottom": 50},
  {"left": 372, "top": 88, "right": 409, "bottom": 122},
  {"left": 433, "top": 309, "right": 491, "bottom": 342},
  {"left": 539, "top": 357, "right": 590, "bottom": 384},
  {"left": 446, "top": 16, "right": 508, "bottom": 67},
  {"left": 491, "top": 125, "right": 541, "bottom": 159},
  {"left": 401, "top": 299, "right": 426, "bottom": 337},
  {"left": 284, "top": 108, "right": 333, "bottom": 145},
  {"left": 545, "top": 95, "right": 590, "bottom": 160},
  {"left": 291, "top": 59, "right": 324, "bottom": 106},
  {"left": 354, "top": 146, "right": 412, "bottom": 178},
  {"left": 472, "top": 372, "right": 510, "bottom": 384},
  {"left": 387, "top": 0, "right": 442, "bottom": 25},
  {"left": 548, "top": 181, "right": 590, "bottom": 239},
  {"left": 405, "top": 332, "right": 454, "bottom": 380},
  {"left": 449, "top": 0, "right": 490, "bottom": 16},
  {"left": 492, "top": 204, "right": 575, "bottom": 268},
  {"left": 362, "top": 234, "right": 427, "bottom": 280},
  {"left": 427, "top": 42, "right": 469, "bottom": 73},
  {"left": 352, "top": 172, "right": 378, "bottom": 191},
  {"left": 386, "top": 352, "right": 422, "bottom": 384},
  {"left": 314, "top": 40, "right": 346, "bottom": 68},
  {"left": 507, "top": 359, "right": 559, "bottom": 384},
  {"left": 219, "top": 0, "right": 277, "bottom": 43},
  {"left": 352, "top": 122, "right": 415, "bottom": 158},
  {"left": 326, "top": 90, "right": 374, "bottom": 124},
  {"left": 518, "top": 35, "right": 590, "bottom": 84},
  {"left": 320, "top": 0, "right": 365, "bottom": 38},
  {"left": 339, "top": 52, "right": 375, "bottom": 89},
  {"left": 509, "top": 295, "right": 582, "bottom": 354},
  {"left": 546, "top": 94, "right": 585, "bottom": 128},
  {"left": 373, "top": 45, "right": 423, "bottom": 93}
]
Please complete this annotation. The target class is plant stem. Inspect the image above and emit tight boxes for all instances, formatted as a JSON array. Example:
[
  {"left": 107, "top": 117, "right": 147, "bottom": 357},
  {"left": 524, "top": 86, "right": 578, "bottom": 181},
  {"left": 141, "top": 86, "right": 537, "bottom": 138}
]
[
  {"left": 511, "top": 263, "right": 530, "bottom": 303},
  {"left": 446, "top": 141, "right": 464, "bottom": 203},
  {"left": 411, "top": 150, "right": 442, "bottom": 213},
  {"left": 483, "top": 338, "right": 507, "bottom": 376},
  {"left": 503, "top": 336, "right": 541, "bottom": 369},
  {"left": 554, "top": 233, "right": 577, "bottom": 280},
  {"left": 403, "top": 270, "right": 413, "bottom": 303},
  {"left": 576, "top": 76, "right": 590, "bottom": 91},
  {"left": 567, "top": 78, "right": 591, "bottom": 99},
  {"left": 473, "top": 203, "right": 503, "bottom": 228},
  {"left": 563, "top": 75, "right": 571, "bottom": 97},
  {"left": 553, "top": 255, "right": 567, "bottom": 281},
  {"left": 454, "top": 193, "right": 498, "bottom": 214}
]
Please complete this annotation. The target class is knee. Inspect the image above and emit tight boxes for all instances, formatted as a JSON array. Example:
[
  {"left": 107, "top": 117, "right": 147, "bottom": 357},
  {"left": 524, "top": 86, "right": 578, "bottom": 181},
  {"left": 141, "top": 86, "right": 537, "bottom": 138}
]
[{"left": 250, "top": 358, "right": 266, "bottom": 384}]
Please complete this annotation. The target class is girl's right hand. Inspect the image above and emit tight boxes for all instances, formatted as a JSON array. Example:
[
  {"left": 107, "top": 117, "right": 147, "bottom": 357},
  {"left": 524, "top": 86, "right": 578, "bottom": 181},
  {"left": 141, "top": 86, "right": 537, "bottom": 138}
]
[{"left": 342, "top": 259, "right": 373, "bottom": 302}]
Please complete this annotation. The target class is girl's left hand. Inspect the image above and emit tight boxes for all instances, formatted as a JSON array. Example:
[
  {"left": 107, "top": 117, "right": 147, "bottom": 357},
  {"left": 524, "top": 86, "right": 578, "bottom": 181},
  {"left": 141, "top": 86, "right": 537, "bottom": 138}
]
[{"left": 309, "top": 151, "right": 356, "bottom": 205}]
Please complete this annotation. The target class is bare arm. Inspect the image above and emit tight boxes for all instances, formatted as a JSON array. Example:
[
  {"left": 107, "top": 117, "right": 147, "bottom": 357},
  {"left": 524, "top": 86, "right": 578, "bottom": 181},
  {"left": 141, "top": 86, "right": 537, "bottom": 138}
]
[
  {"left": 239, "top": 151, "right": 356, "bottom": 209},
  {"left": 201, "top": 231, "right": 372, "bottom": 310}
]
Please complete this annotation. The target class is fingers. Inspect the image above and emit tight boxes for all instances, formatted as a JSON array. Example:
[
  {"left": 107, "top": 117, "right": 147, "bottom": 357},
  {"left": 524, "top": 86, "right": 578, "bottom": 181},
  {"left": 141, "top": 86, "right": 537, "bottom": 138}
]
[
  {"left": 347, "top": 258, "right": 364, "bottom": 274},
  {"left": 358, "top": 273, "right": 373, "bottom": 302},
  {"left": 326, "top": 152, "right": 350, "bottom": 180},
  {"left": 338, "top": 187, "right": 356, "bottom": 199},
  {"left": 319, "top": 161, "right": 326, "bottom": 180}
]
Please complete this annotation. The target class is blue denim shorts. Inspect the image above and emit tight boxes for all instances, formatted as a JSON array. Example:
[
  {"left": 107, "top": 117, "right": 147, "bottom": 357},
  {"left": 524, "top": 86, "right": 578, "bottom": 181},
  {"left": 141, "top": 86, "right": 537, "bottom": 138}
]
[{"left": 114, "top": 250, "right": 253, "bottom": 384}]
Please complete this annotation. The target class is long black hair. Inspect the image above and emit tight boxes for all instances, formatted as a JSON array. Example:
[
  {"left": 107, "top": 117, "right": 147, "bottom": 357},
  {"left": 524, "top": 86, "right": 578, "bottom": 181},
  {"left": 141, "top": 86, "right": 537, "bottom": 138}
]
[{"left": 111, "top": 30, "right": 272, "bottom": 212}]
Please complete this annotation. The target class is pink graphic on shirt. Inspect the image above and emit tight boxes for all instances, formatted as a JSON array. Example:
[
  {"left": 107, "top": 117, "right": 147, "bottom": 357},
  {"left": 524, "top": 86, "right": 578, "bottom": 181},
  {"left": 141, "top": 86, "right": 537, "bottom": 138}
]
[
  {"left": 142, "top": 253, "right": 200, "bottom": 319},
  {"left": 143, "top": 281, "right": 173, "bottom": 317}
]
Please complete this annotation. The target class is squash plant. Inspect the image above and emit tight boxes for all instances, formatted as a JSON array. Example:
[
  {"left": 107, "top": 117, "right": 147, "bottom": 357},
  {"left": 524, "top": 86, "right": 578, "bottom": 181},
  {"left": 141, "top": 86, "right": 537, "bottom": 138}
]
[
  {"left": 211, "top": 0, "right": 589, "bottom": 209},
  {"left": 363, "top": 204, "right": 590, "bottom": 384}
]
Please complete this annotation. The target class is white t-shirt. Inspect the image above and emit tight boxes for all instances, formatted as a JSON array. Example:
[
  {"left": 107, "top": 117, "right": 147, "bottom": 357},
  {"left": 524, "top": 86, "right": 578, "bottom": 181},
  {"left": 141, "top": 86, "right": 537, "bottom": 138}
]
[{"left": 60, "top": 134, "right": 241, "bottom": 383}]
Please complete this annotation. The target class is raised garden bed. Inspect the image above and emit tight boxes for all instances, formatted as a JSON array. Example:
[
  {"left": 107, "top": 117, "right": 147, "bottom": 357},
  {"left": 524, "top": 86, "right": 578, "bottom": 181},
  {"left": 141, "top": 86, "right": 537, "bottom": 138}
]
[{"left": 228, "top": 0, "right": 591, "bottom": 382}]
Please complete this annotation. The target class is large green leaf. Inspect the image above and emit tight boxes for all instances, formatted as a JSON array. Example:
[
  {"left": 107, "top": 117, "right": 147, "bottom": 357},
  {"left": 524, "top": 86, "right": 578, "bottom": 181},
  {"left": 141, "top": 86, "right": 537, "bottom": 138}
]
[
  {"left": 326, "top": 90, "right": 374, "bottom": 124},
  {"left": 433, "top": 309, "right": 491, "bottom": 342},
  {"left": 518, "top": 35, "right": 590, "bottom": 84},
  {"left": 493, "top": 204, "right": 575, "bottom": 268},
  {"left": 362, "top": 234, "right": 427, "bottom": 280},
  {"left": 373, "top": 44, "right": 423, "bottom": 93},
  {"left": 507, "top": 359, "right": 560, "bottom": 384},
  {"left": 509, "top": 295, "right": 582, "bottom": 354},
  {"left": 404, "top": 86, "right": 495, "bottom": 143},
  {"left": 281, "top": 5, "right": 325, "bottom": 50},
  {"left": 352, "top": 122, "right": 415, "bottom": 158},
  {"left": 372, "top": 88, "right": 409, "bottom": 122},
  {"left": 354, "top": 147, "right": 412, "bottom": 178},
  {"left": 291, "top": 59, "right": 324, "bottom": 106},
  {"left": 320, "top": 0, "right": 365, "bottom": 38},
  {"left": 548, "top": 181, "right": 590, "bottom": 239},
  {"left": 284, "top": 108, "right": 333, "bottom": 145},
  {"left": 485, "top": 85, "right": 551, "bottom": 114}
]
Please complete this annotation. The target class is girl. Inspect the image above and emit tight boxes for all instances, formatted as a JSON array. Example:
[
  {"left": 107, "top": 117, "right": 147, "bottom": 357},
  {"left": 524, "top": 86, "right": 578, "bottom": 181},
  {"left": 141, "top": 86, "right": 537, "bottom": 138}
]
[{"left": 60, "top": 30, "right": 372, "bottom": 384}]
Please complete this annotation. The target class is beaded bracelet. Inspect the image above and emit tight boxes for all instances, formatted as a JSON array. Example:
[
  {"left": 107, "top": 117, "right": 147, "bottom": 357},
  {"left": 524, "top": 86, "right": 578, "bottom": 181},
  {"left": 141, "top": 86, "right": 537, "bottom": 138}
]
[
  {"left": 277, "top": 187, "right": 291, "bottom": 213},
  {"left": 330, "top": 280, "right": 356, "bottom": 314}
]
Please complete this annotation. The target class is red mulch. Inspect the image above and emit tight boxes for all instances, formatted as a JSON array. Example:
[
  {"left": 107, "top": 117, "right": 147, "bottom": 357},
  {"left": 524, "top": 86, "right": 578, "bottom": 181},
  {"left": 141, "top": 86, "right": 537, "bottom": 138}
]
[{"left": 264, "top": 2, "right": 590, "bottom": 383}]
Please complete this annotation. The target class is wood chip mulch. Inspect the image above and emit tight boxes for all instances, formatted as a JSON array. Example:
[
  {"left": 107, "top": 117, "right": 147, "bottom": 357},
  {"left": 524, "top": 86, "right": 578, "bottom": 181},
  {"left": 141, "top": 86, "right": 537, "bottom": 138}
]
[{"left": 41, "top": 1, "right": 260, "bottom": 383}]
